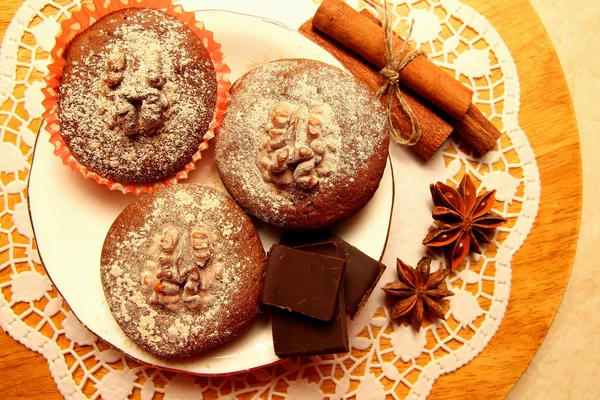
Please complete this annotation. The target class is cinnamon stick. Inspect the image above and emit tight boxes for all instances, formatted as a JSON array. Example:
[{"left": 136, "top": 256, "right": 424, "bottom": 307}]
[
  {"left": 299, "top": 16, "right": 453, "bottom": 160},
  {"left": 454, "top": 104, "right": 501, "bottom": 154},
  {"left": 313, "top": 0, "right": 472, "bottom": 121},
  {"left": 312, "top": 0, "right": 502, "bottom": 155}
]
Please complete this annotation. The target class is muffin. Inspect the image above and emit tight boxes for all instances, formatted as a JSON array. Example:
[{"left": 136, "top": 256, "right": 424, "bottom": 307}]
[
  {"left": 56, "top": 8, "right": 218, "bottom": 185},
  {"left": 101, "top": 184, "right": 266, "bottom": 358},
  {"left": 214, "top": 59, "right": 389, "bottom": 230}
]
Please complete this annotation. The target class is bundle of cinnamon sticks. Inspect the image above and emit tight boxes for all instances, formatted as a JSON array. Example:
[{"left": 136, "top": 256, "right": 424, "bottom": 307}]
[{"left": 299, "top": 0, "right": 501, "bottom": 160}]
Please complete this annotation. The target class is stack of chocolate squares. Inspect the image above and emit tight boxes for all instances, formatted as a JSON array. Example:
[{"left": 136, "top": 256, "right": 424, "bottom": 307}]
[{"left": 261, "top": 232, "right": 387, "bottom": 358}]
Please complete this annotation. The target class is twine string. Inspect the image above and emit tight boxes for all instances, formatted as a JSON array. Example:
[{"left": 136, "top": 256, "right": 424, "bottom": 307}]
[{"left": 368, "top": 0, "right": 426, "bottom": 146}]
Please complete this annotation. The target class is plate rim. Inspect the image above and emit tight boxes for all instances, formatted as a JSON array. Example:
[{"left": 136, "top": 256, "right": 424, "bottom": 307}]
[{"left": 27, "top": 9, "right": 396, "bottom": 376}]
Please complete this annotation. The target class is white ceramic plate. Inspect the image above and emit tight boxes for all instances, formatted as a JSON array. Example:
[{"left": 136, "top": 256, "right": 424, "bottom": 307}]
[{"left": 29, "top": 10, "right": 394, "bottom": 375}]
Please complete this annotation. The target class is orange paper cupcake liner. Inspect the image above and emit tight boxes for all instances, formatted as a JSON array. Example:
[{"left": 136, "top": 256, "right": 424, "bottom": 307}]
[{"left": 41, "top": 0, "right": 231, "bottom": 195}]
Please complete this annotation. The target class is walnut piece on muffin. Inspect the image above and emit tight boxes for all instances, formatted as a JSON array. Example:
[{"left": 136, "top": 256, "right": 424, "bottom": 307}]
[
  {"left": 101, "top": 184, "right": 266, "bottom": 358},
  {"left": 57, "top": 8, "right": 218, "bottom": 185},
  {"left": 214, "top": 59, "right": 389, "bottom": 230}
]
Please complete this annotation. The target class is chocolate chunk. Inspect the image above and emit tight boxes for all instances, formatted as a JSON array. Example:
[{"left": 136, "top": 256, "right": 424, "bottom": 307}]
[
  {"left": 271, "top": 281, "right": 348, "bottom": 358},
  {"left": 294, "top": 241, "right": 342, "bottom": 258},
  {"left": 281, "top": 231, "right": 386, "bottom": 319},
  {"left": 340, "top": 240, "right": 386, "bottom": 319},
  {"left": 262, "top": 244, "right": 345, "bottom": 321},
  {"left": 280, "top": 230, "right": 335, "bottom": 248}
]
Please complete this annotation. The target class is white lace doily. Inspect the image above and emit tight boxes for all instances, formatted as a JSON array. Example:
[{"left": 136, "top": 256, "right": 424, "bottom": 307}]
[{"left": 0, "top": 0, "right": 540, "bottom": 399}]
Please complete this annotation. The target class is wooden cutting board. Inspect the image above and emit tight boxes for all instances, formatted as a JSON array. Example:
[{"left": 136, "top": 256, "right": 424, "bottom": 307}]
[{"left": 0, "top": 0, "right": 581, "bottom": 398}]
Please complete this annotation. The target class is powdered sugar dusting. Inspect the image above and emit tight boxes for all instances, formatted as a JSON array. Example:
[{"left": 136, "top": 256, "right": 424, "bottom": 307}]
[
  {"left": 57, "top": 8, "right": 217, "bottom": 184},
  {"left": 215, "top": 59, "right": 388, "bottom": 225},
  {"left": 101, "top": 184, "right": 265, "bottom": 357}
]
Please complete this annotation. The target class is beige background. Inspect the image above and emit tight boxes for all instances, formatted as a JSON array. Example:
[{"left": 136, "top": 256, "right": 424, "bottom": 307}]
[{"left": 507, "top": 1, "right": 600, "bottom": 399}]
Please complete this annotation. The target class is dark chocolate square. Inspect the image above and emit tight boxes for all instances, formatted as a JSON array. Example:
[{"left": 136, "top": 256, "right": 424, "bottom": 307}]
[
  {"left": 339, "top": 240, "right": 386, "bottom": 319},
  {"left": 281, "top": 231, "right": 386, "bottom": 319},
  {"left": 280, "top": 230, "right": 335, "bottom": 248},
  {"left": 294, "top": 241, "right": 342, "bottom": 258},
  {"left": 271, "top": 281, "right": 349, "bottom": 358},
  {"left": 261, "top": 244, "right": 345, "bottom": 321}
]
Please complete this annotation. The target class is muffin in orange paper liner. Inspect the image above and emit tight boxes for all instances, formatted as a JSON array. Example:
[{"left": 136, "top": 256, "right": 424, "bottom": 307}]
[{"left": 41, "top": 0, "right": 231, "bottom": 195}]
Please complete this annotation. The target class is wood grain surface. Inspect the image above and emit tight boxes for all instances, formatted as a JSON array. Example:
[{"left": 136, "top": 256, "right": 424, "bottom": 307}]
[{"left": 0, "top": 0, "right": 582, "bottom": 399}]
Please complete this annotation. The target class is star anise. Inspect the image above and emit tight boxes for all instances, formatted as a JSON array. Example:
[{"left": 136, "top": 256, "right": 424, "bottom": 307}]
[
  {"left": 382, "top": 257, "right": 454, "bottom": 331},
  {"left": 423, "top": 174, "right": 507, "bottom": 271}
]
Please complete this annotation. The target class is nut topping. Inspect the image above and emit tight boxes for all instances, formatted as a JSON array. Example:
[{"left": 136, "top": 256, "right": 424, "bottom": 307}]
[
  {"left": 191, "top": 231, "right": 207, "bottom": 239},
  {"left": 307, "top": 117, "right": 322, "bottom": 138},
  {"left": 101, "top": 48, "right": 170, "bottom": 136},
  {"left": 143, "top": 224, "right": 215, "bottom": 311},
  {"left": 272, "top": 103, "right": 293, "bottom": 128},
  {"left": 269, "top": 147, "right": 291, "bottom": 173},
  {"left": 105, "top": 47, "right": 126, "bottom": 87},
  {"left": 159, "top": 228, "right": 178, "bottom": 252},
  {"left": 146, "top": 52, "right": 165, "bottom": 89},
  {"left": 296, "top": 146, "right": 313, "bottom": 161},
  {"left": 296, "top": 174, "right": 319, "bottom": 190},
  {"left": 138, "top": 91, "right": 165, "bottom": 133},
  {"left": 259, "top": 103, "right": 339, "bottom": 191}
]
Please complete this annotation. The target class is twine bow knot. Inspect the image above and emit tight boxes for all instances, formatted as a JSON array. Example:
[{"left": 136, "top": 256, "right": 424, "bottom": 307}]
[
  {"left": 379, "top": 65, "right": 400, "bottom": 84},
  {"left": 369, "top": 0, "right": 426, "bottom": 146}
]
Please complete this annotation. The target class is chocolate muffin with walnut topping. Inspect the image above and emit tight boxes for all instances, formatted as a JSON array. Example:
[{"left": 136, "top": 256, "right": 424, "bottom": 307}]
[
  {"left": 57, "top": 8, "right": 217, "bottom": 185},
  {"left": 214, "top": 59, "right": 390, "bottom": 230},
  {"left": 101, "top": 184, "right": 266, "bottom": 358}
]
